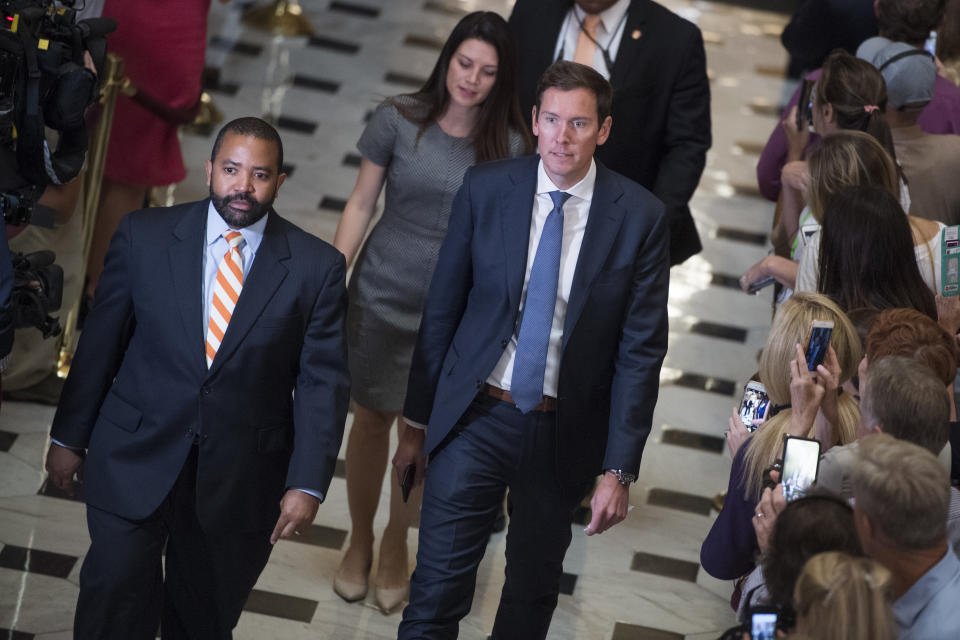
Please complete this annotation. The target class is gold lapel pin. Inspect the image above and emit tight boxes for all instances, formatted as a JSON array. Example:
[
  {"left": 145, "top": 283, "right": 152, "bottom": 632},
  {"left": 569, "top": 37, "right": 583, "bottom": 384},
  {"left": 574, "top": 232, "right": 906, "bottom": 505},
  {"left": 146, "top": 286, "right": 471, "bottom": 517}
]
[{"left": 631, "top": 29, "right": 642, "bottom": 39}]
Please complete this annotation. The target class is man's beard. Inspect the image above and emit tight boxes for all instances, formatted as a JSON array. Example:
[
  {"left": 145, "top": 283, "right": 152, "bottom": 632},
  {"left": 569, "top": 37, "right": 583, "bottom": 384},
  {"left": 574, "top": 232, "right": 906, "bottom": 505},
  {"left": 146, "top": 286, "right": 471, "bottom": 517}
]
[{"left": 210, "top": 187, "right": 273, "bottom": 228}]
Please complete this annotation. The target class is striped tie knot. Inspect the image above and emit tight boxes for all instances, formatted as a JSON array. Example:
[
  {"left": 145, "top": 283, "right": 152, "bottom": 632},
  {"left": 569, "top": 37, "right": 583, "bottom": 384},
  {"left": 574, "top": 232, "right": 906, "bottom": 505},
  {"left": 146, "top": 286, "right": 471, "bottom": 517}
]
[
  {"left": 205, "top": 230, "right": 246, "bottom": 368},
  {"left": 224, "top": 230, "right": 244, "bottom": 249}
]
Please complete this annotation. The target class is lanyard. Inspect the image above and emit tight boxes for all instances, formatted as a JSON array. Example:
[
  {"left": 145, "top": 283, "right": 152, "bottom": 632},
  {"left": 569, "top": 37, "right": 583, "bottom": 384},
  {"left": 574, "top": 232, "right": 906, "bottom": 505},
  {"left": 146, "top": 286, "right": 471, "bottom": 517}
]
[{"left": 556, "top": 5, "right": 630, "bottom": 74}]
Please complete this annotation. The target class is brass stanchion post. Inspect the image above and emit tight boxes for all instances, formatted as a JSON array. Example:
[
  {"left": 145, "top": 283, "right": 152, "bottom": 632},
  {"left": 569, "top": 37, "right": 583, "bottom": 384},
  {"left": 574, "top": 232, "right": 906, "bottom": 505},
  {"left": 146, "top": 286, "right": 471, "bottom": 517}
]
[
  {"left": 242, "top": 0, "right": 315, "bottom": 37},
  {"left": 57, "top": 53, "right": 125, "bottom": 377}
]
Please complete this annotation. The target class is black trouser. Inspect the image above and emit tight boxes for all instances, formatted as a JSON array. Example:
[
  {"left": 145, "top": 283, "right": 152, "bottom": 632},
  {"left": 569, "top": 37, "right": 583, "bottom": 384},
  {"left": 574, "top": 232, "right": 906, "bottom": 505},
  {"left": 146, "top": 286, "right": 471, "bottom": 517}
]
[
  {"left": 399, "top": 395, "right": 590, "bottom": 640},
  {"left": 74, "top": 446, "right": 274, "bottom": 639}
]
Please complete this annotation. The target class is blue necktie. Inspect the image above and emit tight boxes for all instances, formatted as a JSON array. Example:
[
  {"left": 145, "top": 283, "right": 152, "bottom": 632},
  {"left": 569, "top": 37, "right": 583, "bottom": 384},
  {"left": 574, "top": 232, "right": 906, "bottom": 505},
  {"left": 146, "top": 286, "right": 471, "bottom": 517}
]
[{"left": 511, "top": 190, "right": 571, "bottom": 413}]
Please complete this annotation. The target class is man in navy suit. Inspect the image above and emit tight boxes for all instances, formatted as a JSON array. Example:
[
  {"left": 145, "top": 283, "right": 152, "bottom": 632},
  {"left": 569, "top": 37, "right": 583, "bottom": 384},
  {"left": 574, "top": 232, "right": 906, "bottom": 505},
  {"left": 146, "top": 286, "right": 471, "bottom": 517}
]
[
  {"left": 393, "top": 62, "right": 669, "bottom": 639},
  {"left": 45, "top": 117, "right": 350, "bottom": 639}
]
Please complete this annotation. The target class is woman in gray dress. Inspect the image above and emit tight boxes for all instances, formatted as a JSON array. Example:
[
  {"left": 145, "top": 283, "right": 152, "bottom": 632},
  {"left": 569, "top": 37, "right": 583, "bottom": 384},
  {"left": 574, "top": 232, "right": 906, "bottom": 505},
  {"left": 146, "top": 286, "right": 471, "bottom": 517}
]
[{"left": 331, "top": 11, "right": 532, "bottom": 613}]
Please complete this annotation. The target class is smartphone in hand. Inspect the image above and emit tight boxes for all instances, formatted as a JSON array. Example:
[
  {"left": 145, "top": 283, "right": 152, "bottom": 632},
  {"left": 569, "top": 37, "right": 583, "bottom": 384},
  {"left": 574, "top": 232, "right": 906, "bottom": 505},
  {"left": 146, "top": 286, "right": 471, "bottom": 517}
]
[
  {"left": 796, "top": 79, "right": 815, "bottom": 131},
  {"left": 401, "top": 464, "right": 415, "bottom": 503},
  {"left": 739, "top": 381, "right": 769, "bottom": 432},
  {"left": 942, "top": 226, "right": 960, "bottom": 296},
  {"left": 750, "top": 609, "right": 779, "bottom": 640},
  {"left": 781, "top": 435, "right": 821, "bottom": 502},
  {"left": 805, "top": 320, "right": 834, "bottom": 371}
]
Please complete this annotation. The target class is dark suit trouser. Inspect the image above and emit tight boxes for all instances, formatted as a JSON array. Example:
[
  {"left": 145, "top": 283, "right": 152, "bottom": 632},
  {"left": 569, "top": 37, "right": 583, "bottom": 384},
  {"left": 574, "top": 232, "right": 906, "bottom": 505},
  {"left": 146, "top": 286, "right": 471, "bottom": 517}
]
[
  {"left": 399, "top": 395, "right": 589, "bottom": 640},
  {"left": 74, "top": 446, "right": 274, "bottom": 640}
]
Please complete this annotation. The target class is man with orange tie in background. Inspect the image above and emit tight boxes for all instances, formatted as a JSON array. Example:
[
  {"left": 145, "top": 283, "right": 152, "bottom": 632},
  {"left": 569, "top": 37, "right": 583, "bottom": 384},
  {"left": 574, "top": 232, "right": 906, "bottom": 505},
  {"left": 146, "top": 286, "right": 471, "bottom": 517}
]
[
  {"left": 509, "top": 0, "right": 711, "bottom": 265},
  {"left": 45, "top": 117, "right": 350, "bottom": 639}
]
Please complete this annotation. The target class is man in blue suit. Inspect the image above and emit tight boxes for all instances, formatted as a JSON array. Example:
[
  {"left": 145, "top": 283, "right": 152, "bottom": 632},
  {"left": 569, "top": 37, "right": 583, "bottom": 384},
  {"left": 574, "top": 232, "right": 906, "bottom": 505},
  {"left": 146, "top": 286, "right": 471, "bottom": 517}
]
[
  {"left": 393, "top": 61, "right": 669, "bottom": 639},
  {"left": 44, "top": 117, "right": 350, "bottom": 639}
]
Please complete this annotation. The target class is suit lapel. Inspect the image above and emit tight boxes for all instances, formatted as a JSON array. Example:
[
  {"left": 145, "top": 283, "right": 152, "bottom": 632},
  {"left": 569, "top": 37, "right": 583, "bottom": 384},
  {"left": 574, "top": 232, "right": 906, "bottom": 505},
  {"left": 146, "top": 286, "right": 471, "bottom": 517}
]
[
  {"left": 169, "top": 202, "right": 208, "bottom": 374},
  {"left": 205, "top": 211, "right": 290, "bottom": 379},
  {"left": 609, "top": 0, "right": 648, "bottom": 88},
  {"left": 500, "top": 157, "right": 539, "bottom": 313},
  {"left": 562, "top": 164, "right": 626, "bottom": 352}
]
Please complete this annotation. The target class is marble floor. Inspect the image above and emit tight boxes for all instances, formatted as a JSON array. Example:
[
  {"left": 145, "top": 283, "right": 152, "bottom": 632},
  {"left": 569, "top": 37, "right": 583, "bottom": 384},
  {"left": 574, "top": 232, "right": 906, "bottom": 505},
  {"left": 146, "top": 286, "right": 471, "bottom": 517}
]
[{"left": 0, "top": 0, "right": 798, "bottom": 637}]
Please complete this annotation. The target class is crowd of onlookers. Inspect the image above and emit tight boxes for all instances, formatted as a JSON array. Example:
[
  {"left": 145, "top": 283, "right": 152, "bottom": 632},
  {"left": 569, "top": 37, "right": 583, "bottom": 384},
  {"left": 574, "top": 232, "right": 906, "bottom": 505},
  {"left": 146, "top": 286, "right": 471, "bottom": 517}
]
[{"left": 702, "top": 0, "right": 960, "bottom": 638}]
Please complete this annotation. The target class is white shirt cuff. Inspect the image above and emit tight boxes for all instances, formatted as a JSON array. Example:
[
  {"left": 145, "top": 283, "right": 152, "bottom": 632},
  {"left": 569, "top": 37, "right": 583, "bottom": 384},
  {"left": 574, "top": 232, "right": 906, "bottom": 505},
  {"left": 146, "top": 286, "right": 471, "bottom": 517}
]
[
  {"left": 50, "top": 437, "right": 85, "bottom": 451},
  {"left": 292, "top": 487, "right": 324, "bottom": 501}
]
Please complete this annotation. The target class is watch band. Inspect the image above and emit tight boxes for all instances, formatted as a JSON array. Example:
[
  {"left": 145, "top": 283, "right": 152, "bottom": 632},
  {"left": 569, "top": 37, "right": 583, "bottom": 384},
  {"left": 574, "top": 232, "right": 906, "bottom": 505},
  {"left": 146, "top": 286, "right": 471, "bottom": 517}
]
[{"left": 606, "top": 469, "right": 636, "bottom": 485}]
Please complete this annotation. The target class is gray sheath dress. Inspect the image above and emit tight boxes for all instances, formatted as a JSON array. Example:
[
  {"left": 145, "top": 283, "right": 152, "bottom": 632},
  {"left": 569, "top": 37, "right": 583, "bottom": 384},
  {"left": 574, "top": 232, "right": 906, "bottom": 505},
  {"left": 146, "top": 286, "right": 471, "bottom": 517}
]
[{"left": 347, "top": 96, "right": 522, "bottom": 411}]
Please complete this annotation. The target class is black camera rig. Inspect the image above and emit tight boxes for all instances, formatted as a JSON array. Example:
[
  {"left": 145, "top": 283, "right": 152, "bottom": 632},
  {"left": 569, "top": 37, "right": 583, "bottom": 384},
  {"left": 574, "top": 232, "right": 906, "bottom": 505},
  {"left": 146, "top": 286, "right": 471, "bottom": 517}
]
[
  {"left": 0, "top": 1, "right": 116, "bottom": 340},
  {"left": 1, "top": 0, "right": 115, "bottom": 222}
]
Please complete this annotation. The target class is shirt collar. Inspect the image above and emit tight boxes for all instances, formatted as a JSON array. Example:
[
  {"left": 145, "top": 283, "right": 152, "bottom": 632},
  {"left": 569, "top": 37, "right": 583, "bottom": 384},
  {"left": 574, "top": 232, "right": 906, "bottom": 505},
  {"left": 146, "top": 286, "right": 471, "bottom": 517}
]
[
  {"left": 894, "top": 544, "right": 960, "bottom": 627},
  {"left": 574, "top": 0, "right": 630, "bottom": 35},
  {"left": 536, "top": 158, "right": 596, "bottom": 203},
  {"left": 205, "top": 200, "right": 268, "bottom": 255}
]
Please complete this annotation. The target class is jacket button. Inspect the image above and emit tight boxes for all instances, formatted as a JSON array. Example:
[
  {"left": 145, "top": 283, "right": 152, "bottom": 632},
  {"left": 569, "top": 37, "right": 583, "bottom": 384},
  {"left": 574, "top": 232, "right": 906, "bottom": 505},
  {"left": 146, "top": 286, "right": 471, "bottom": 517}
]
[
  {"left": 201, "top": 387, "right": 211, "bottom": 396},
  {"left": 185, "top": 428, "right": 193, "bottom": 438},
  {"left": 500, "top": 339, "right": 508, "bottom": 348}
]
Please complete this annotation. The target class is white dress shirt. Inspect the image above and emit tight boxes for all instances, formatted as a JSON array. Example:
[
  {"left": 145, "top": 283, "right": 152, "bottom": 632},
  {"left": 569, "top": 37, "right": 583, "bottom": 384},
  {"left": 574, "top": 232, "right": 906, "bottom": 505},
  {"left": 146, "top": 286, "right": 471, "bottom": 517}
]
[
  {"left": 552, "top": 0, "right": 631, "bottom": 79},
  {"left": 486, "top": 159, "right": 595, "bottom": 398},
  {"left": 403, "top": 160, "right": 595, "bottom": 431}
]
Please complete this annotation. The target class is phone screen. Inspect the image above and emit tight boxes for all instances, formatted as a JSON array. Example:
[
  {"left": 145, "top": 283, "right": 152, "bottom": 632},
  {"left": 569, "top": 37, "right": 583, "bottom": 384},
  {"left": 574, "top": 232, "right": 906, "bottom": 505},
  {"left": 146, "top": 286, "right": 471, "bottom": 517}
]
[
  {"left": 805, "top": 321, "right": 833, "bottom": 371},
  {"left": 751, "top": 611, "right": 778, "bottom": 640},
  {"left": 739, "top": 381, "right": 769, "bottom": 431},
  {"left": 781, "top": 436, "right": 821, "bottom": 502},
  {"left": 925, "top": 30, "right": 938, "bottom": 56},
  {"left": 942, "top": 226, "right": 960, "bottom": 296}
]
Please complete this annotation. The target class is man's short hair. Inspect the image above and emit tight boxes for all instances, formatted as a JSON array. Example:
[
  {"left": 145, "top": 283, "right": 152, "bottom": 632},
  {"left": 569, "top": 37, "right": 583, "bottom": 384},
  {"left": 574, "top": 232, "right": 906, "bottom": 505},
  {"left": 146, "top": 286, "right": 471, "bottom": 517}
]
[
  {"left": 852, "top": 433, "right": 949, "bottom": 550},
  {"left": 534, "top": 61, "right": 613, "bottom": 123},
  {"left": 210, "top": 117, "right": 284, "bottom": 172},
  {"left": 865, "top": 308, "right": 958, "bottom": 386},
  {"left": 876, "top": 0, "right": 946, "bottom": 46},
  {"left": 861, "top": 356, "right": 950, "bottom": 454}
]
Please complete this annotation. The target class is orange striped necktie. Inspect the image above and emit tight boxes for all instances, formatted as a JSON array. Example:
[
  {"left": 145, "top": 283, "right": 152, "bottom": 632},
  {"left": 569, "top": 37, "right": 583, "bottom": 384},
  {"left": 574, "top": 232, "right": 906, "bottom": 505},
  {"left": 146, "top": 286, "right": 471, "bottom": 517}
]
[
  {"left": 205, "top": 230, "right": 245, "bottom": 368},
  {"left": 574, "top": 14, "right": 601, "bottom": 67}
]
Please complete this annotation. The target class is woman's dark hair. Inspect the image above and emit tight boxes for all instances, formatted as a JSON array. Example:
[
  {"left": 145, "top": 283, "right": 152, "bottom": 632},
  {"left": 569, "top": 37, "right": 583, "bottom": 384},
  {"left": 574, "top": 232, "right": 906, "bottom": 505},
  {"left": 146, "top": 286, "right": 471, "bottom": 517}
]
[
  {"left": 817, "top": 50, "right": 901, "bottom": 176},
  {"left": 391, "top": 11, "right": 532, "bottom": 162},
  {"left": 937, "top": 0, "right": 960, "bottom": 61},
  {"left": 877, "top": 0, "right": 946, "bottom": 46},
  {"left": 818, "top": 185, "right": 938, "bottom": 320},
  {"left": 763, "top": 491, "right": 864, "bottom": 608}
]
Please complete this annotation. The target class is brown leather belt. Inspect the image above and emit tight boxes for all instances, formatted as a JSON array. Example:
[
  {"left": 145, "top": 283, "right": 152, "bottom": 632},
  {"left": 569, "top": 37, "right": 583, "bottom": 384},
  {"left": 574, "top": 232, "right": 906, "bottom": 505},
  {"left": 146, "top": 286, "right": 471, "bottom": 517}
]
[{"left": 484, "top": 384, "right": 557, "bottom": 412}]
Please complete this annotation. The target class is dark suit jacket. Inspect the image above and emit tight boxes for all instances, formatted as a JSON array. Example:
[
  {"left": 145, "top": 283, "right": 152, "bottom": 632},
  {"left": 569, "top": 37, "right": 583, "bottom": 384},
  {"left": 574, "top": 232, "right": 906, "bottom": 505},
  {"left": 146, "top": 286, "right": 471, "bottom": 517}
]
[
  {"left": 509, "top": 0, "right": 711, "bottom": 266},
  {"left": 404, "top": 156, "right": 669, "bottom": 485},
  {"left": 51, "top": 200, "right": 350, "bottom": 533}
]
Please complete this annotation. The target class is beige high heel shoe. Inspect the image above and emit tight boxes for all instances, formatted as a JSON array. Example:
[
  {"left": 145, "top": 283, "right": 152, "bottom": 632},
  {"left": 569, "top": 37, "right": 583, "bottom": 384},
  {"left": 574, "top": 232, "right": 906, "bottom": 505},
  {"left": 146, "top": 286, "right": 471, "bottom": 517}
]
[{"left": 333, "top": 549, "right": 372, "bottom": 603}]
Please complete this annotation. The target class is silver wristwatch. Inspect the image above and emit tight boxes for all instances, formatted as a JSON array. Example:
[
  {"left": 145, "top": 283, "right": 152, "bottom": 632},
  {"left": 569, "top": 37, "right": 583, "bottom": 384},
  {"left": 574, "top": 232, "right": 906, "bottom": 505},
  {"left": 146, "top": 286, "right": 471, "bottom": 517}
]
[{"left": 606, "top": 469, "right": 636, "bottom": 486}]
